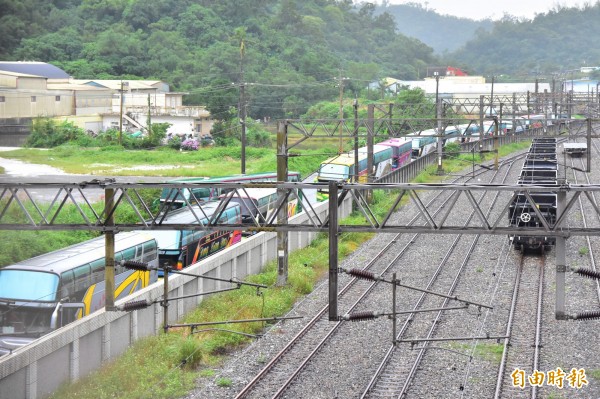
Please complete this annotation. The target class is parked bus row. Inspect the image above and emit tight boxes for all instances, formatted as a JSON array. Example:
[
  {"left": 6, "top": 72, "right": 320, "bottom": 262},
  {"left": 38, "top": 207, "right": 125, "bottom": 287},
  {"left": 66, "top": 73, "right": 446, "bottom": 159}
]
[
  {"left": 0, "top": 171, "right": 309, "bottom": 354},
  {"left": 158, "top": 171, "right": 302, "bottom": 209},
  {"left": 315, "top": 115, "right": 550, "bottom": 190}
]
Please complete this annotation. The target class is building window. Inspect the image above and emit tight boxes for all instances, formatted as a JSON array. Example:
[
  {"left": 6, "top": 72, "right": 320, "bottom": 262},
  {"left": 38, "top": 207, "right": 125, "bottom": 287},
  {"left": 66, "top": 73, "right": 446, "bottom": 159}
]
[
  {"left": 31, "top": 96, "right": 36, "bottom": 103},
  {"left": 0, "top": 96, "right": 5, "bottom": 102},
  {"left": 55, "top": 95, "right": 61, "bottom": 101}
]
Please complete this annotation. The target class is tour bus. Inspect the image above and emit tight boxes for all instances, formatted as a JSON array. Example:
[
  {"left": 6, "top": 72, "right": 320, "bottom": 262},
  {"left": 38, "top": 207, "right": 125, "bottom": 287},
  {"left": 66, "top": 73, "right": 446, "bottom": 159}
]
[
  {"left": 0, "top": 232, "right": 159, "bottom": 356},
  {"left": 317, "top": 144, "right": 394, "bottom": 184},
  {"left": 220, "top": 188, "right": 285, "bottom": 224},
  {"left": 144, "top": 201, "right": 242, "bottom": 275},
  {"left": 159, "top": 171, "right": 302, "bottom": 210}
]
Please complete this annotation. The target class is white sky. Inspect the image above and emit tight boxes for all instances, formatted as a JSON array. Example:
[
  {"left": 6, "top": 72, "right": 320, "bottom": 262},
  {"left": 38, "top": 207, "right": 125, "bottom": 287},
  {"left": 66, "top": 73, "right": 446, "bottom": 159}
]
[{"left": 381, "top": 0, "right": 595, "bottom": 20}]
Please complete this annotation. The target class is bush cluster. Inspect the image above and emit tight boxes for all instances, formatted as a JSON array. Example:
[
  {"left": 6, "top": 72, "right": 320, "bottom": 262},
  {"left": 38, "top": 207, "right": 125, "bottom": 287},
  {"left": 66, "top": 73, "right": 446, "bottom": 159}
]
[
  {"left": 26, "top": 117, "right": 275, "bottom": 151},
  {"left": 26, "top": 118, "right": 170, "bottom": 150}
]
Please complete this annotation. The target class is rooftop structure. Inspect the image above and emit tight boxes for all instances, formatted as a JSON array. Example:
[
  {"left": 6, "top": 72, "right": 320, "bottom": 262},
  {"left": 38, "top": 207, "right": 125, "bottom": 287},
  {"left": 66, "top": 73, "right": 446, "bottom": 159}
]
[{"left": 0, "top": 61, "right": 70, "bottom": 79}]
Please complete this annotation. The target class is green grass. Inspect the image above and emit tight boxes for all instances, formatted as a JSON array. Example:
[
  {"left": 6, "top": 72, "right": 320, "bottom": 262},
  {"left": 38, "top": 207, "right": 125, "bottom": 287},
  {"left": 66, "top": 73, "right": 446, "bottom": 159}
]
[
  {"left": 216, "top": 378, "right": 233, "bottom": 387},
  {"left": 0, "top": 145, "right": 330, "bottom": 179},
  {"left": 0, "top": 188, "right": 162, "bottom": 266},
  {"left": 447, "top": 342, "right": 504, "bottom": 364},
  {"left": 589, "top": 369, "right": 600, "bottom": 380}
]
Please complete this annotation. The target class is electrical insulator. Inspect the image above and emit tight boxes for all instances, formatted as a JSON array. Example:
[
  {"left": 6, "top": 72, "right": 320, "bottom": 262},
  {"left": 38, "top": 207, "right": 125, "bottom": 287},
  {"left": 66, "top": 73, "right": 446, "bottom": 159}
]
[
  {"left": 574, "top": 310, "right": 600, "bottom": 320},
  {"left": 121, "top": 260, "right": 149, "bottom": 271},
  {"left": 341, "top": 311, "right": 380, "bottom": 321},
  {"left": 346, "top": 268, "right": 380, "bottom": 281},
  {"left": 118, "top": 300, "right": 150, "bottom": 311},
  {"left": 573, "top": 267, "right": 600, "bottom": 280}
]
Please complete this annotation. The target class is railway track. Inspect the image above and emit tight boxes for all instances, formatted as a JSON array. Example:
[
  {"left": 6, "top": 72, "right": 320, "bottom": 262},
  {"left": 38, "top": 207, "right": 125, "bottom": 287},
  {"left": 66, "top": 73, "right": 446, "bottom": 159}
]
[
  {"left": 493, "top": 254, "right": 545, "bottom": 399},
  {"left": 572, "top": 143, "right": 600, "bottom": 304},
  {"left": 361, "top": 155, "right": 517, "bottom": 398},
  {"left": 234, "top": 157, "right": 518, "bottom": 398},
  {"left": 190, "top": 145, "right": 590, "bottom": 399}
]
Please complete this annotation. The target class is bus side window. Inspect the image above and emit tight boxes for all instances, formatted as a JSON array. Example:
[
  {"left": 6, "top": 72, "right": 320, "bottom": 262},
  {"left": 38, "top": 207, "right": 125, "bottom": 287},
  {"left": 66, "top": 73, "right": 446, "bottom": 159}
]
[
  {"left": 181, "top": 230, "right": 192, "bottom": 246},
  {"left": 73, "top": 264, "right": 91, "bottom": 294},
  {"left": 90, "top": 259, "right": 104, "bottom": 285},
  {"left": 60, "top": 270, "right": 75, "bottom": 300},
  {"left": 142, "top": 241, "right": 156, "bottom": 263},
  {"left": 120, "top": 247, "right": 136, "bottom": 262}
]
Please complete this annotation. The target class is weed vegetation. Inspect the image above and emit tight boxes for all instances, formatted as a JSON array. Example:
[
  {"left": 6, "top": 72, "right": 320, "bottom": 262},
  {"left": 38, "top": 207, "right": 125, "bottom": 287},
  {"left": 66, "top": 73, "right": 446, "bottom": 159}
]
[{"left": 0, "top": 145, "right": 326, "bottom": 177}]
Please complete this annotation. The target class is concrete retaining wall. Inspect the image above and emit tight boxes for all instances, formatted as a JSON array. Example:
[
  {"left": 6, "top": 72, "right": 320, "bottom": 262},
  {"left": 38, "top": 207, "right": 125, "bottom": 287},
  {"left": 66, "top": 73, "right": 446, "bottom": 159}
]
[{"left": 0, "top": 196, "right": 353, "bottom": 399}]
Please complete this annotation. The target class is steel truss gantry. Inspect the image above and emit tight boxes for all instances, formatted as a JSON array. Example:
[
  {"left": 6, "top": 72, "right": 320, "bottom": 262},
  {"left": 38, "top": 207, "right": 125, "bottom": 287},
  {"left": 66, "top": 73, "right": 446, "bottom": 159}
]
[
  {"left": 0, "top": 180, "right": 598, "bottom": 320},
  {"left": 0, "top": 181, "right": 597, "bottom": 236}
]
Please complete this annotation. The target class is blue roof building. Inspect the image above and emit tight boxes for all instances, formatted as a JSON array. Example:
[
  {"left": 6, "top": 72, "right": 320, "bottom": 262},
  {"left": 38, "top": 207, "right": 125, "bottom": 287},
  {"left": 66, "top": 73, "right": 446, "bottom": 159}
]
[{"left": 0, "top": 61, "right": 70, "bottom": 79}]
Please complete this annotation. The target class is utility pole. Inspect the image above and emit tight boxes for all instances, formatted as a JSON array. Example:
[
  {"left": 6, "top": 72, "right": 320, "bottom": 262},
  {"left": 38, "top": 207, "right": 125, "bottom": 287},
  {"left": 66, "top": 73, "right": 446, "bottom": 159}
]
[
  {"left": 353, "top": 97, "right": 359, "bottom": 182},
  {"left": 435, "top": 72, "right": 443, "bottom": 175},
  {"left": 490, "top": 75, "right": 495, "bottom": 116},
  {"left": 119, "top": 80, "right": 125, "bottom": 146},
  {"left": 338, "top": 70, "right": 345, "bottom": 153},
  {"left": 240, "top": 81, "right": 246, "bottom": 174},
  {"left": 276, "top": 121, "right": 288, "bottom": 286},
  {"left": 104, "top": 188, "right": 115, "bottom": 311},
  {"left": 239, "top": 38, "right": 247, "bottom": 174},
  {"left": 146, "top": 94, "right": 152, "bottom": 135}
]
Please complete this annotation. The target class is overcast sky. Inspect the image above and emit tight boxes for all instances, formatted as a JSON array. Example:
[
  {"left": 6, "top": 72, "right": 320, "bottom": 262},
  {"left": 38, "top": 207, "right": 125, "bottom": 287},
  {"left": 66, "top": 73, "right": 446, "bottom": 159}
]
[{"left": 380, "top": 0, "right": 595, "bottom": 20}]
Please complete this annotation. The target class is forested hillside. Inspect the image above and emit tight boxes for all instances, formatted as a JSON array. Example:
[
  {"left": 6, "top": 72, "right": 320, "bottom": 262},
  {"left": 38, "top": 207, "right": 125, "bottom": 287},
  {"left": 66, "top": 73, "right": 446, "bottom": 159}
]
[
  {"left": 374, "top": 2, "right": 491, "bottom": 54},
  {"left": 1, "top": 0, "right": 438, "bottom": 120},
  {"left": 447, "top": 2, "right": 600, "bottom": 77}
]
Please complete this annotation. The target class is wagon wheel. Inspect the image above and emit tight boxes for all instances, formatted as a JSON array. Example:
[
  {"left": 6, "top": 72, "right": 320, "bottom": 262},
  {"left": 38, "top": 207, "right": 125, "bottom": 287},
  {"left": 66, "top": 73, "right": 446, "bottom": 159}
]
[{"left": 520, "top": 212, "right": 531, "bottom": 223}]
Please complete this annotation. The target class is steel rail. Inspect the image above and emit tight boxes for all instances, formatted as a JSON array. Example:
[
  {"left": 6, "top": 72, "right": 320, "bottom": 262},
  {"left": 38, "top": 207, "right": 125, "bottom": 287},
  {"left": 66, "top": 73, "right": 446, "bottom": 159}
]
[
  {"left": 362, "top": 152, "right": 515, "bottom": 398},
  {"left": 576, "top": 142, "right": 600, "bottom": 302},
  {"left": 493, "top": 254, "right": 545, "bottom": 399},
  {"left": 234, "top": 157, "right": 497, "bottom": 398}
]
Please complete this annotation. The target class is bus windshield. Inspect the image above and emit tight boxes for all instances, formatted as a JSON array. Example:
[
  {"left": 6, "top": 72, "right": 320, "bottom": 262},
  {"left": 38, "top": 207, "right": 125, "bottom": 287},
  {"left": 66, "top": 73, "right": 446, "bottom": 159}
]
[
  {"left": 0, "top": 270, "right": 59, "bottom": 302},
  {"left": 149, "top": 230, "right": 182, "bottom": 251},
  {"left": 228, "top": 198, "right": 259, "bottom": 218},
  {"left": 319, "top": 164, "right": 349, "bottom": 181},
  {"left": 160, "top": 187, "right": 213, "bottom": 203}
]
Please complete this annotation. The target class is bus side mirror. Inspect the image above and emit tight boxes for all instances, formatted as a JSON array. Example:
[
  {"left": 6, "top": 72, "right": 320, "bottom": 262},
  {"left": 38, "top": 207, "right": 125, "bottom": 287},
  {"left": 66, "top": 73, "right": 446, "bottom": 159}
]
[{"left": 52, "top": 302, "right": 86, "bottom": 328}]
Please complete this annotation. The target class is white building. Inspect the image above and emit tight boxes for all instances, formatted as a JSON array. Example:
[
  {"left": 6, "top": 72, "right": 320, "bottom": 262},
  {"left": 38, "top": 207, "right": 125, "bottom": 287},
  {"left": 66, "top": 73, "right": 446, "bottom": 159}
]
[
  {"left": 371, "top": 75, "right": 552, "bottom": 116},
  {"left": 71, "top": 79, "right": 214, "bottom": 137},
  {"left": 0, "top": 62, "right": 216, "bottom": 144}
]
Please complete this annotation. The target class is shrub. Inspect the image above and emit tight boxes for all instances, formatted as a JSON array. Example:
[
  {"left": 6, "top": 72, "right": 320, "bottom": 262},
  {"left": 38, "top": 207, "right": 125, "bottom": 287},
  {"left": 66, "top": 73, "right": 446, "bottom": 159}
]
[
  {"left": 247, "top": 130, "right": 271, "bottom": 148},
  {"left": 443, "top": 142, "right": 461, "bottom": 159},
  {"left": 302, "top": 101, "right": 343, "bottom": 119},
  {"left": 26, "top": 118, "right": 87, "bottom": 148},
  {"left": 167, "top": 135, "right": 182, "bottom": 149},
  {"left": 181, "top": 139, "right": 199, "bottom": 151}
]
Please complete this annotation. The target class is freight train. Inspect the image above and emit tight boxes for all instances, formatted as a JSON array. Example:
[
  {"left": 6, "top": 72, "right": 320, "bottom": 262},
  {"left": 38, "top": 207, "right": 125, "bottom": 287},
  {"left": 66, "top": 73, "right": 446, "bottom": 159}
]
[{"left": 508, "top": 138, "right": 558, "bottom": 252}]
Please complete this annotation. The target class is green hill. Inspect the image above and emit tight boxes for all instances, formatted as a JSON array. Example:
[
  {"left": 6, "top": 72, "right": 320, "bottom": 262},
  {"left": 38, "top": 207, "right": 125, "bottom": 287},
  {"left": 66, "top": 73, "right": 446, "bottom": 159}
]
[
  {"left": 1, "top": 0, "right": 438, "bottom": 119},
  {"left": 375, "top": 2, "right": 491, "bottom": 54},
  {"left": 447, "top": 2, "right": 600, "bottom": 76}
]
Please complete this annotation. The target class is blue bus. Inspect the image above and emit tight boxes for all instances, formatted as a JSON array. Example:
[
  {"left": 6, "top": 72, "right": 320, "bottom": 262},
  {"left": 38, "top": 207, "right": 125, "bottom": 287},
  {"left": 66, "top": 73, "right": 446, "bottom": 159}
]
[{"left": 0, "top": 232, "right": 159, "bottom": 356}]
